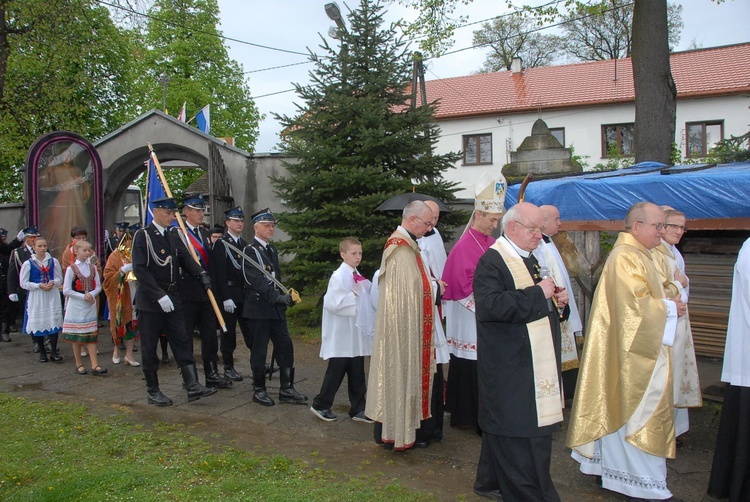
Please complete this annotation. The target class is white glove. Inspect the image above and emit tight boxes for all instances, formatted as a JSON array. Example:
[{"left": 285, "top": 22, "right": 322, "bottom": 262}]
[
  {"left": 120, "top": 263, "right": 133, "bottom": 274},
  {"left": 8, "top": 293, "right": 18, "bottom": 302},
  {"left": 16, "top": 230, "right": 24, "bottom": 241},
  {"left": 223, "top": 299, "right": 236, "bottom": 314},
  {"left": 158, "top": 295, "right": 174, "bottom": 313}
]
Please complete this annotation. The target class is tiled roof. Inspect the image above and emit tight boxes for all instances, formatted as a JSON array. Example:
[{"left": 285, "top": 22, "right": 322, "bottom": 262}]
[{"left": 425, "top": 43, "right": 750, "bottom": 120}]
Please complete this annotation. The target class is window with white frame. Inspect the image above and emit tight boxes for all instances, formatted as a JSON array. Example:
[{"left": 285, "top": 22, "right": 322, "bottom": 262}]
[{"left": 463, "top": 134, "right": 492, "bottom": 165}]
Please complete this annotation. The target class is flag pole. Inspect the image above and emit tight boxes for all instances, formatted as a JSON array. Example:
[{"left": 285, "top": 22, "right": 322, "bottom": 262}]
[{"left": 147, "top": 143, "right": 228, "bottom": 333}]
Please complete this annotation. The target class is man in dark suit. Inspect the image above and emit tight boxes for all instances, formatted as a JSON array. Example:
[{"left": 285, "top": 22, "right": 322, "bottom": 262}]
[
  {"left": 1, "top": 227, "right": 24, "bottom": 341},
  {"left": 7, "top": 227, "right": 39, "bottom": 343},
  {"left": 105, "top": 221, "right": 129, "bottom": 261},
  {"left": 473, "top": 202, "right": 569, "bottom": 501},
  {"left": 211, "top": 207, "right": 252, "bottom": 382},
  {"left": 132, "top": 197, "right": 217, "bottom": 406},
  {"left": 172, "top": 193, "right": 231, "bottom": 390},
  {"left": 242, "top": 208, "right": 306, "bottom": 407}
]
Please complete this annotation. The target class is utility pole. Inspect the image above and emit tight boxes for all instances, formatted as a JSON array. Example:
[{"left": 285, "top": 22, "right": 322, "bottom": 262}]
[{"left": 157, "top": 74, "right": 172, "bottom": 112}]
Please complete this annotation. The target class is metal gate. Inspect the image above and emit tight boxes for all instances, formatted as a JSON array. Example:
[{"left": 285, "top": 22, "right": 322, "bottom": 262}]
[{"left": 207, "top": 142, "right": 234, "bottom": 226}]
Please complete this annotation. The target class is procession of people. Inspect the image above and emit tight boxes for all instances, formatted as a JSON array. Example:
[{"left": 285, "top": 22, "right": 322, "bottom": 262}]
[{"left": 3, "top": 177, "right": 742, "bottom": 501}]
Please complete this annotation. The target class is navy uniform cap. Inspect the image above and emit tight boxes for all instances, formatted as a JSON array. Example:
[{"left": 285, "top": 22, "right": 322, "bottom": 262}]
[
  {"left": 224, "top": 206, "right": 245, "bottom": 221},
  {"left": 115, "top": 221, "right": 130, "bottom": 231},
  {"left": 182, "top": 193, "right": 207, "bottom": 209},
  {"left": 128, "top": 223, "right": 142, "bottom": 233},
  {"left": 151, "top": 197, "right": 178, "bottom": 210},
  {"left": 23, "top": 226, "right": 41, "bottom": 236},
  {"left": 251, "top": 208, "right": 276, "bottom": 223}
]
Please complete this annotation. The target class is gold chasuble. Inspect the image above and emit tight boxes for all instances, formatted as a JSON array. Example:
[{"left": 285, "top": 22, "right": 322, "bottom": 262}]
[
  {"left": 366, "top": 228, "right": 435, "bottom": 451},
  {"left": 567, "top": 232, "right": 676, "bottom": 459}
]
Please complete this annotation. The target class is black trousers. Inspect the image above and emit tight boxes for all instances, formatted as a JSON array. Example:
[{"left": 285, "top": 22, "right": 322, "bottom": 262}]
[
  {"left": 312, "top": 356, "right": 366, "bottom": 416},
  {"left": 707, "top": 384, "right": 750, "bottom": 501},
  {"left": 138, "top": 309, "right": 195, "bottom": 373},
  {"left": 220, "top": 305, "right": 252, "bottom": 362},
  {"left": 183, "top": 299, "right": 218, "bottom": 364},
  {"left": 475, "top": 432, "right": 560, "bottom": 502},
  {"left": 446, "top": 354, "right": 479, "bottom": 428},
  {"left": 247, "top": 318, "right": 293, "bottom": 373}
]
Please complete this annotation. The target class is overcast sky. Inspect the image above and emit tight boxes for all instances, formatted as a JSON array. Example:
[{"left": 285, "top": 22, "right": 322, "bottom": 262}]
[{"left": 215, "top": 0, "right": 750, "bottom": 153}]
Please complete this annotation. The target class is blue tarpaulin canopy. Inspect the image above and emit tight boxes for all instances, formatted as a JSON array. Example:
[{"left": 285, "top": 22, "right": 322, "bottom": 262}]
[{"left": 504, "top": 161, "right": 750, "bottom": 221}]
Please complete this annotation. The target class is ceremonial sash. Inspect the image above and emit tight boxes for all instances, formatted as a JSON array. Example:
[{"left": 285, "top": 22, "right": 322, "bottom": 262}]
[
  {"left": 186, "top": 230, "right": 209, "bottom": 268},
  {"left": 491, "top": 238, "right": 563, "bottom": 427}
]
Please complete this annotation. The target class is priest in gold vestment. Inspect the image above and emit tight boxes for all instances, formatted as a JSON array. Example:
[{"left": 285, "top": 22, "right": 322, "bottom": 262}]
[
  {"left": 366, "top": 201, "right": 440, "bottom": 451},
  {"left": 567, "top": 202, "right": 686, "bottom": 501}
]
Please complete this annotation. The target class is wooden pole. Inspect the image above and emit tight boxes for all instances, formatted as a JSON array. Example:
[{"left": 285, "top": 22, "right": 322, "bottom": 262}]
[{"left": 147, "top": 143, "right": 228, "bottom": 333}]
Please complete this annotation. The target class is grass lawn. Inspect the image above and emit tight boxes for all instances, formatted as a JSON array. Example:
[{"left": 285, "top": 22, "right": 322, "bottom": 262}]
[{"left": 0, "top": 394, "right": 431, "bottom": 501}]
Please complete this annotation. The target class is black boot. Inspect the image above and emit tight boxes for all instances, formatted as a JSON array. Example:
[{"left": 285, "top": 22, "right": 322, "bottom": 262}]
[
  {"left": 279, "top": 367, "right": 308, "bottom": 404},
  {"left": 49, "top": 334, "right": 62, "bottom": 362},
  {"left": 37, "top": 338, "right": 48, "bottom": 362},
  {"left": 181, "top": 363, "right": 217, "bottom": 402},
  {"left": 223, "top": 354, "right": 243, "bottom": 381},
  {"left": 252, "top": 372, "right": 275, "bottom": 406},
  {"left": 144, "top": 371, "right": 173, "bottom": 406},
  {"left": 204, "top": 360, "right": 232, "bottom": 389},
  {"left": 0, "top": 323, "right": 10, "bottom": 342}
]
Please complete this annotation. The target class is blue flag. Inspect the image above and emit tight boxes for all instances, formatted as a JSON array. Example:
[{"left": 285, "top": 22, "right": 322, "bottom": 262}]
[
  {"left": 145, "top": 158, "right": 167, "bottom": 226},
  {"left": 195, "top": 105, "right": 210, "bottom": 134}
]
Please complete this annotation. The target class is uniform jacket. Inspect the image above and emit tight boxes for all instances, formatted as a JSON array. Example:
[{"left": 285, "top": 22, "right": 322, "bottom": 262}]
[
  {"left": 242, "top": 239, "right": 286, "bottom": 320},
  {"left": 171, "top": 224, "right": 212, "bottom": 303},
  {"left": 132, "top": 224, "right": 204, "bottom": 312},
  {"left": 211, "top": 233, "right": 248, "bottom": 305},
  {"left": 7, "top": 245, "right": 32, "bottom": 296}
]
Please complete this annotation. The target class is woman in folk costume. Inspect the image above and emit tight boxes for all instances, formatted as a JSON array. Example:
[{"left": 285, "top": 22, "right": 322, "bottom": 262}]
[
  {"left": 19, "top": 238, "right": 63, "bottom": 362},
  {"left": 103, "top": 223, "right": 141, "bottom": 367},
  {"left": 652, "top": 208, "right": 702, "bottom": 438},
  {"left": 62, "top": 239, "right": 105, "bottom": 375}
]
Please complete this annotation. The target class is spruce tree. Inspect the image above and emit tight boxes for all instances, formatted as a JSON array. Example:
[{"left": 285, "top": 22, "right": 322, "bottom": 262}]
[{"left": 273, "top": 0, "right": 462, "bottom": 292}]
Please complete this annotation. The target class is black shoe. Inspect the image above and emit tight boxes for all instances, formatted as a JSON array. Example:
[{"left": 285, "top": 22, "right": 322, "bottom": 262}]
[
  {"left": 474, "top": 488, "right": 504, "bottom": 500},
  {"left": 205, "top": 361, "right": 232, "bottom": 389},
  {"left": 144, "top": 371, "right": 173, "bottom": 406},
  {"left": 39, "top": 353, "right": 48, "bottom": 363},
  {"left": 50, "top": 354, "right": 63, "bottom": 362},
  {"left": 413, "top": 440, "right": 429, "bottom": 449},
  {"left": 310, "top": 407, "right": 337, "bottom": 422},
  {"left": 351, "top": 411, "right": 374, "bottom": 423},
  {"left": 161, "top": 353, "right": 170, "bottom": 364},
  {"left": 91, "top": 366, "right": 108, "bottom": 376},
  {"left": 224, "top": 366, "right": 243, "bottom": 381},
  {"left": 252, "top": 372, "right": 275, "bottom": 406},
  {"left": 181, "top": 363, "right": 217, "bottom": 402},
  {"left": 278, "top": 367, "right": 308, "bottom": 404}
]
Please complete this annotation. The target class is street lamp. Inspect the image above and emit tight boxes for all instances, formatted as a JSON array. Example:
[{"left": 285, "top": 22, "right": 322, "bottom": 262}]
[{"left": 325, "top": 2, "right": 347, "bottom": 37}]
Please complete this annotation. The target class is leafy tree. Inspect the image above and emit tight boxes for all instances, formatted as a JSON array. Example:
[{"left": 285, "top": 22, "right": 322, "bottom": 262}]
[
  {"left": 132, "top": 0, "right": 261, "bottom": 152},
  {"left": 561, "top": 0, "right": 683, "bottom": 61},
  {"left": 0, "top": 0, "right": 139, "bottom": 202},
  {"left": 273, "top": 0, "right": 463, "bottom": 292},
  {"left": 472, "top": 13, "right": 563, "bottom": 72}
]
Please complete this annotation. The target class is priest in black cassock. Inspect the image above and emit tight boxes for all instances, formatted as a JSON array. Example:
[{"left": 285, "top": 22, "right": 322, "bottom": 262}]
[{"left": 473, "top": 202, "right": 569, "bottom": 501}]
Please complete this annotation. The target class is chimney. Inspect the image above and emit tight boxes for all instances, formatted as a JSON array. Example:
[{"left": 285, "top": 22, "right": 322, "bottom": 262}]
[{"left": 511, "top": 57, "right": 523, "bottom": 73}]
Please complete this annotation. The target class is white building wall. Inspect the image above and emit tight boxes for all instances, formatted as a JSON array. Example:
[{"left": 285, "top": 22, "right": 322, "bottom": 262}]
[{"left": 434, "top": 95, "right": 750, "bottom": 198}]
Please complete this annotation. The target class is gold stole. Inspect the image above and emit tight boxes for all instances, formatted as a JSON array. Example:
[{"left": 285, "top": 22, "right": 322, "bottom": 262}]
[{"left": 491, "top": 239, "right": 563, "bottom": 427}]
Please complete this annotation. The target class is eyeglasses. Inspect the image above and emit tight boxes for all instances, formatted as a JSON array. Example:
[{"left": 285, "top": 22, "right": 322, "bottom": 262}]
[
  {"left": 636, "top": 221, "right": 665, "bottom": 231},
  {"left": 414, "top": 215, "right": 433, "bottom": 229},
  {"left": 513, "top": 220, "right": 544, "bottom": 235},
  {"left": 664, "top": 223, "right": 687, "bottom": 232}
]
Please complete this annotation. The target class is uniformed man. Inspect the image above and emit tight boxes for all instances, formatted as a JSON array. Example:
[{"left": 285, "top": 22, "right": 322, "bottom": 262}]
[
  {"left": 1, "top": 227, "right": 23, "bottom": 341},
  {"left": 172, "top": 193, "right": 231, "bottom": 390},
  {"left": 7, "top": 227, "right": 39, "bottom": 344},
  {"left": 132, "top": 197, "right": 217, "bottom": 406},
  {"left": 105, "top": 221, "right": 129, "bottom": 260},
  {"left": 211, "top": 207, "right": 252, "bottom": 382},
  {"left": 242, "top": 208, "right": 307, "bottom": 406}
]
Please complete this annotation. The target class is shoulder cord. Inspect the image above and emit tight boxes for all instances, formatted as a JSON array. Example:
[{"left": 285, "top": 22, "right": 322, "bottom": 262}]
[
  {"left": 222, "top": 240, "right": 242, "bottom": 270},
  {"left": 141, "top": 229, "right": 174, "bottom": 283},
  {"left": 241, "top": 246, "right": 268, "bottom": 287}
]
